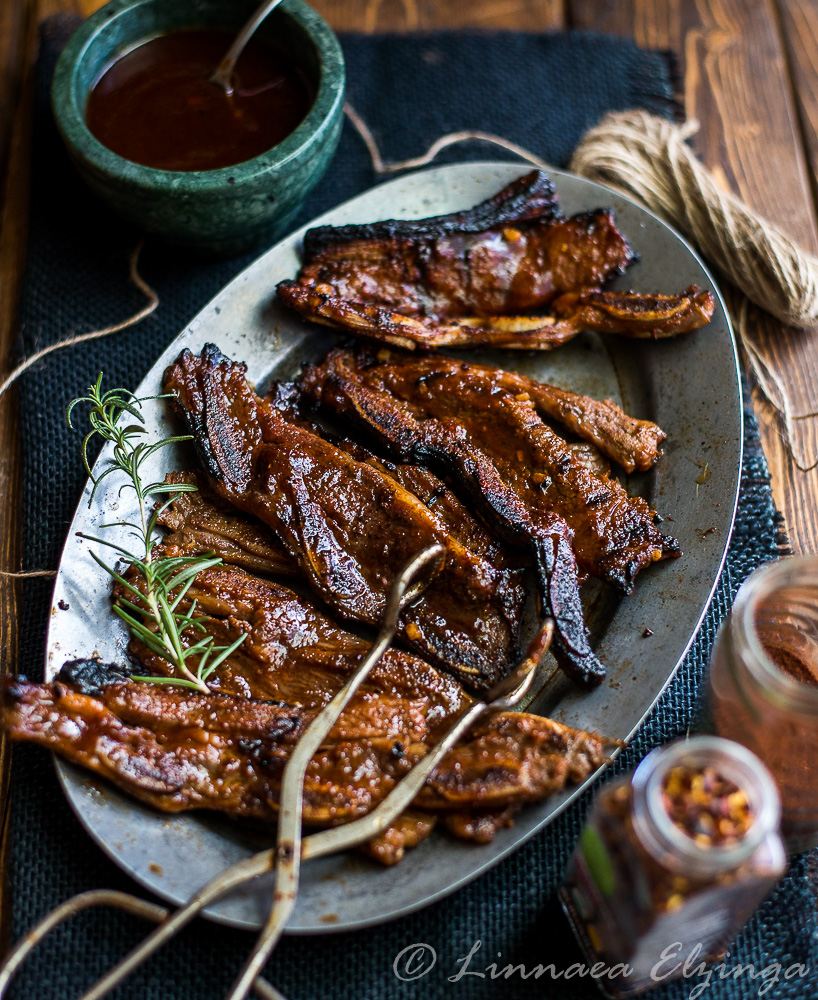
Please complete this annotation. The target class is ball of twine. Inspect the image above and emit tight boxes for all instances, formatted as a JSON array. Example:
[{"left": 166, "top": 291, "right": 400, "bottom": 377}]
[{"left": 570, "top": 109, "right": 818, "bottom": 331}]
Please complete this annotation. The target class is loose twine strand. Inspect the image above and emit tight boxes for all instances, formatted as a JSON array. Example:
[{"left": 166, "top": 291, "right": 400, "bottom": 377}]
[
  {"left": 343, "top": 102, "right": 548, "bottom": 173},
  {"left": 0, "top": 239, "right": 158, "bottom": 405}
]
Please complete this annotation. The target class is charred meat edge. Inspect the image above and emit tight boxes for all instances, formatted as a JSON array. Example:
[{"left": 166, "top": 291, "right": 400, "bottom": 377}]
[
  {"left": 163, "top": 344, "right": 525, "bottom": 691},
  {"left": 302, "top": 169, "right": 561, "bottom": 257},
  {"left": 300, "top": 350, "right": 680, "bottom": 685},
  {"left": 300, "top": 349, "right": 678, "bottom": 587}
]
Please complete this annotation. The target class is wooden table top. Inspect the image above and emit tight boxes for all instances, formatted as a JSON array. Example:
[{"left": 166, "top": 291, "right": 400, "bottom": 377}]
[{"left": 0, "top": 0, "right": 816, "bottom": 949}]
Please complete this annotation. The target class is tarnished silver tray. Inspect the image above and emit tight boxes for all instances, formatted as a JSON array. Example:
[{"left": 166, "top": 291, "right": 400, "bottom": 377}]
[{"left": 45, "top": 162, "right": 741, "bottom": 933}]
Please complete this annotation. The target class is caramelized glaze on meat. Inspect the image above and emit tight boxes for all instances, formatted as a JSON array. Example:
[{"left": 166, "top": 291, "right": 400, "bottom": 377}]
[
  {"left": 301, "top": 350, "right": 679, "bottom": 683},
  {"left": 313, "top": 436, "right": 508, "bottom": 565},
  {"left": 277, "top": 282, "right": 714, "bottom": 352},
  {"left": 301, "top": 352, "right": 600, "bottom": 685},
  {"left": 157, "top": 471, "right": 297, "bottom": 577},
  {"left": 264, "top": 385, "right": 510, "bottom": 564},
  {"left": 359, "top": 811, "right": 438, "bottom": 865},
  {"left": 551, "top": 286, "right": 714, "bottom": 337},
  {"left": 1, "top": 662, "right": 609, "bottom": 833},
  {"left": 270, "top": 368, "right": 665, "bottom": 475},
  {"left": 292, "top": 209, "right": 633, "bottom": 321},
  {"left": 163, "top": 345, "right": 525, "bottom": 691},
  {"left": 276, "top": 169, "right": 714, "bottom": 352},
  {"left": 121, "top": 552, "right": 471, "bottom": 741},
  {"left": 429, "top": 362, "right": 667, "bottom": 473},
  {"left": 301, "top": 349, "right": 678, "bottom": 590}
]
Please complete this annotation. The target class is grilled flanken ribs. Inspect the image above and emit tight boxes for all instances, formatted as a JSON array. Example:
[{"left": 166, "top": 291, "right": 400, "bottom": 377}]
[
  {"left": 122, "top": 547, "right": 473, "bottom": 738},
  {"left": 301, "top": 349, "right": 680, "bottom": 684},
  {"left": 2, "top": 660, "right": 608, "bottom": 843},
  {"left": 270, "top": 370, "right": 666, "bottom": 476},
  {"left": 159, "top": 471, "right": 298, "bottom": 578},
  {"left": 162, "top": 465, "right": 507, "bottom": 575},
  {"left": 118, "top": 539, "right": 556, "bottom": 860},
  {"left": 482, "top": 365, "right": 666, "bottom": 474},
  {"left": 265, "top": 385, "right": 511, "bottom": 564},
  {"left": 276, "top": 169, "right": 715, "bottom": 351},
  {"left": 164, "top": 345, "right": 525, "bottom": 692}
]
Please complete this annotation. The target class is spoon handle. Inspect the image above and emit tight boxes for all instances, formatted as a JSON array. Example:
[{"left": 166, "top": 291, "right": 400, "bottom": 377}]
[{"left": 210, "top": 0, "right": 286, "bottom": 95}]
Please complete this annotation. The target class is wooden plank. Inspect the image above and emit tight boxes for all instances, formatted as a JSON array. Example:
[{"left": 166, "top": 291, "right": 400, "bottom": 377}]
[
  {"left": 0, "top": 0, "right": 94, "bottom": 954},
  {"left": 0, "top": 1, "right": 29, "bottom": 193},
  {"left": 74, "top": 0, "right": 566, "bottom": 32},
  {"left": 570, "top": 0, "right": 818, "bottom": 554},
  {"left": 0, "top": 0, "right": 38, "bottom": 957},
  {"left": 778, "top": 2, "right": 818, "bottom": 225}
]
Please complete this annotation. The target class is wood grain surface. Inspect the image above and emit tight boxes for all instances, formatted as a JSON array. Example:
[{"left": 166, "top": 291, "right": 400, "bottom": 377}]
[
  {"left": 572, "top": 0, "right": 818, "bottom": 554},
  {"left": 0, "top": 0, "right": 816, "bottom": 953}
]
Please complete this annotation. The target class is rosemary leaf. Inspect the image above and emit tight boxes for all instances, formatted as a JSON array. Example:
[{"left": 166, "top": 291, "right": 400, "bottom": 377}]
[{"left": 68, "top": 376, "right": 246, "bottom": 692}]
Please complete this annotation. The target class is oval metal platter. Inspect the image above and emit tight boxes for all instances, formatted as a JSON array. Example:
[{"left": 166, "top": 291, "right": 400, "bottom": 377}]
[{"left": 46, "top": 161, "right": 742, "bottom": 933}]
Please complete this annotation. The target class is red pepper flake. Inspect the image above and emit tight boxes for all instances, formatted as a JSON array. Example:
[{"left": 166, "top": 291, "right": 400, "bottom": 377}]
[{"left": 661, "top": 764, "right": 754, "bottom": 847}]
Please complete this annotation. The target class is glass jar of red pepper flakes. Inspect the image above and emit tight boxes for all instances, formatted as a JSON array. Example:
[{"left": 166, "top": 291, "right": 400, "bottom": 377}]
[
  {"left": 706, "top": 557, "right": 818, "bottom": 852},
  {"left": 559, "top": 736, "right": 785, "bottom": 998}
]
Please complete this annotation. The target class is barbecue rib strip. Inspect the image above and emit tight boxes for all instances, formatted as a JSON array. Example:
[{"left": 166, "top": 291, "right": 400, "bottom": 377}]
[
  {"left": 265, "top": 385, "right": 511, "bottom": 563},
  {"left": 121, "top": 552, "right": 552, "bottom": 862},
  {"left": 164, "top": 345, "right": 525, "bottom": 691},
  {"left": 122, "top": 551, "right": 472, "bottom": 741},
  {"left": 506, "top": 376, "right": 665, "bottom": 474},
  {"left": 276, "top": 169, "right": 714, "bottom": 352},
  {"left": 365, "top": 456, "right": 508, "bottom": 564},
  {"left": 550, "top": 286, "right": 714, "bottom": 338},
  {"left": 161, "top": 462, "right": 507, "bottom": 575},
  {"left": 302, "top": 350, "right": 678, "bottom": 591},
  {"left": 2, "top": 661, "right": 609, "bottom": 835},
  {"left": 354, "top": 359, "right": 667, "bottom": 474},
  {"left": 158, "top": 471, "right": 297, "bottom": 578},
  {"left": 302, "top": 351, "right": 680, "bottom": 683},
  {"left": 271, "top": 360, "right": 665, "bottom": 475},
  {"left": 291, "top": 207, "right": 634, "bottom": 319},
  {"left": 299, "top": 352, "right": 599, "bottom": 685},
  {"left": 276, "top": 282, "right": 714, "bottom": 352}
]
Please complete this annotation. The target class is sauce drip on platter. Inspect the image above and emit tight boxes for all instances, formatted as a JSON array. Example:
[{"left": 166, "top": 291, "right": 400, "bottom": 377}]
[{"left": 85, "top": 28, "right": 312, "bottom": 172}]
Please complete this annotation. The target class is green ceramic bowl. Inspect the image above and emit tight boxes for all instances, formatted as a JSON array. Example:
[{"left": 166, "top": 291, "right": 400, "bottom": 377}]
[{"left": 52, "top": 0, "right": 345, "bottom": 256}]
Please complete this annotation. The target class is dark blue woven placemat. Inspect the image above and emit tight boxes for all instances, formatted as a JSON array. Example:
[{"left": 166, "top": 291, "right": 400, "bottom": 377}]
[{"left": 7, "top": 18, "right": 814, "bottom": 1000}]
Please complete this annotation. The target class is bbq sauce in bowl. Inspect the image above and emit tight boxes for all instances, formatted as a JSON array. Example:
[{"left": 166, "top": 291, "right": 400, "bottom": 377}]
[{"left": 85, "top": 29, "right": 313, "bottom": 172}]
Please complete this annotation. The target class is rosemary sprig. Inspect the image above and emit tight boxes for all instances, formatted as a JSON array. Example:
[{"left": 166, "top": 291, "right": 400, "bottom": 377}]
[{"left": 67, "top": 375, "right": 245, "bottom": 693}]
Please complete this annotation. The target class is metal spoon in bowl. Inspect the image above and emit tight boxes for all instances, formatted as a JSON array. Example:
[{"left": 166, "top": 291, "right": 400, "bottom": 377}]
[{"left": 210, "top": 0, "right": 286, "bottom": 95}]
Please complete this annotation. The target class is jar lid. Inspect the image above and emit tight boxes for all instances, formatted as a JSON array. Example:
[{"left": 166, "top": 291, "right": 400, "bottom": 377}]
[{"left": 631, "top": 735, "right": 781, "bottom": 875}]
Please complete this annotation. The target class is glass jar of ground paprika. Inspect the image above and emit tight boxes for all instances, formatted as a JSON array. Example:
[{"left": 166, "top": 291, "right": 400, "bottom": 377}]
[
  {"left": 559, "top": 737, "right": 785, "bottom": 998},
  {"left": 707, "top": 557, "right": 818, "bottom": 853}
]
